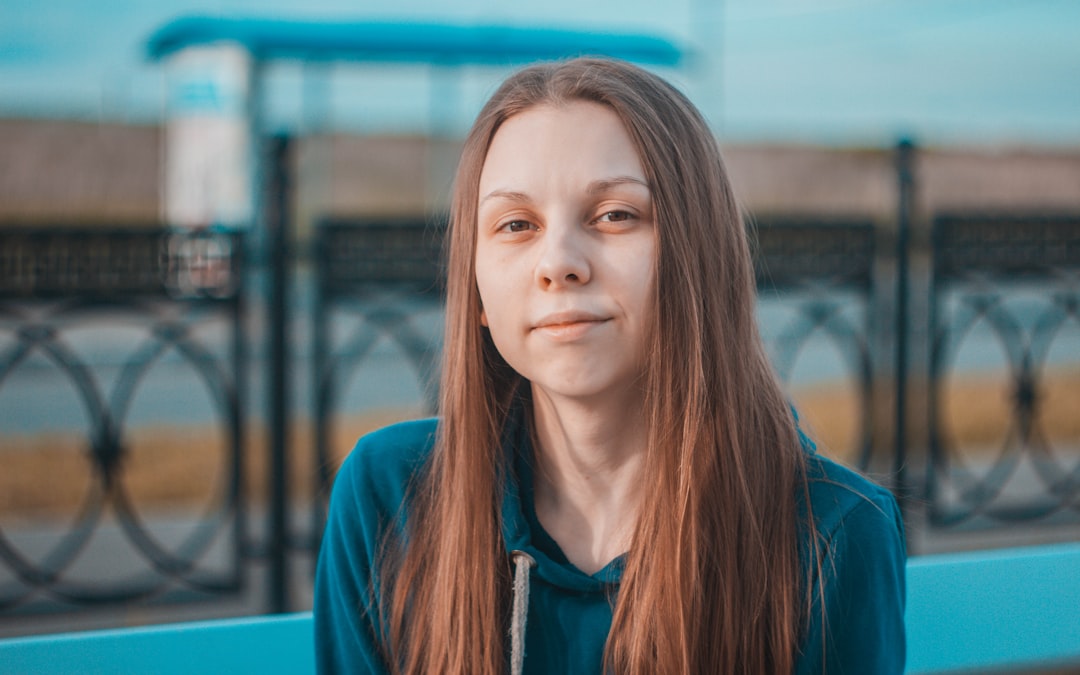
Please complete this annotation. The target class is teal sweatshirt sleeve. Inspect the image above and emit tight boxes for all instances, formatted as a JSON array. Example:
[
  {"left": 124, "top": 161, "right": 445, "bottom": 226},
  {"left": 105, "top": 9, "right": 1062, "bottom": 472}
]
[
  {"left": 313, "top": 420, "right": 436, "bottom": 675},
  {"left": 796, "top": 475, "right": 907, "bottom": 675}
]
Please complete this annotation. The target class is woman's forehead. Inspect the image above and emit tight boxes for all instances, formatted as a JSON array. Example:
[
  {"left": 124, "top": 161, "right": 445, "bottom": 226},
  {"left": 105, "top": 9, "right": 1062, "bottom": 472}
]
[{"left": 477, "top": 101, "right": 646, "bottom": 200}]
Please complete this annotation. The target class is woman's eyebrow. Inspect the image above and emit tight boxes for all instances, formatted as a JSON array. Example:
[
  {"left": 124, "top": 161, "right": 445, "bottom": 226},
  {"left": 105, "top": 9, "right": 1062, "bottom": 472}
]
[
  {"left": 479, "top": 189, "right": 532, "bottom": 206},
  {"left": 587, "top": 176, "right": 651, "bottom": 195},
  {"left": 479, "top": 177, "right": 650, "bottom": 206}
]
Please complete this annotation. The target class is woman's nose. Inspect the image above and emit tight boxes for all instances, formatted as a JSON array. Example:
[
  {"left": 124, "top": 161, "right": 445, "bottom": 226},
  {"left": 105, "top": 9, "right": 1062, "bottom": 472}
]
[{"left": 535, "top": 224, "right": 591, "bottom": 289}]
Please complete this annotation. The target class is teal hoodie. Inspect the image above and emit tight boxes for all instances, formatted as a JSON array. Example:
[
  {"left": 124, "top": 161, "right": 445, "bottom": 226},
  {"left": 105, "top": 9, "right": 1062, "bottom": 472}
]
[{"left": 314, "top": 412, "right": 906, "bottom": 674}]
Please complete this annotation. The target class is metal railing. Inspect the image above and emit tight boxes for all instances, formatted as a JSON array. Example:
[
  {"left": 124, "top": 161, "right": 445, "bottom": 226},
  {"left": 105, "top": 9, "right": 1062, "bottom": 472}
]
[
  {"left": 928, "top": 213, "right": 1080, "bottom": 525},
  {"left": 0, "top": 228, "right": 246, "bottom": 611},
  {"left": 2, "top": 144, "right": 1079, "bottom": 620}
]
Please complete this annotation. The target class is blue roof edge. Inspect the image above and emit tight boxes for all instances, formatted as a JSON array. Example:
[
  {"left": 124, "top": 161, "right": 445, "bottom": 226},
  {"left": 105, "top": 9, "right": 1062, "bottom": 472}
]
[{"left": 146, "top": 16, "right": 683, "bottom": 67}]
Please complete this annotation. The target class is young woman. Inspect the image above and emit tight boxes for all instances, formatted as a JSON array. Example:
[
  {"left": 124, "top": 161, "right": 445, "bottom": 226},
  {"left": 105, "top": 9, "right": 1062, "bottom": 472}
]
[{"left": 315, "top": 58, "right": 906, "bottom": 674}]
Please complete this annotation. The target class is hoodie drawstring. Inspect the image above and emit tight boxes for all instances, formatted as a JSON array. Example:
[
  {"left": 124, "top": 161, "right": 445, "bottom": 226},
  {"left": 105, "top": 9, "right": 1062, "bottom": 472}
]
[{"left": 509, "top": 550, "right": 536, "bottom": 675}]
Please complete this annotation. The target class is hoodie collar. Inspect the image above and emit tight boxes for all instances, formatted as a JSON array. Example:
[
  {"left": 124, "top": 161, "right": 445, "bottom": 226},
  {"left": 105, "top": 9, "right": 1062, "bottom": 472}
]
[
  {"left": 497, "top": 398, "right": 818, "bottom": 594},
  {"left": 499, "top": 400, "right": 625, "bottom": 592}
]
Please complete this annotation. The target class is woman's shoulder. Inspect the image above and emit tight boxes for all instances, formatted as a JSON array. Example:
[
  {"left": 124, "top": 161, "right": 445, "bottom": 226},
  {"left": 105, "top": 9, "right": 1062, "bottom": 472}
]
[
  {"left": 345, "top": 417, "right": 439, "bottom": 469},
  {"left": 316, "top": 419, "right": 439, "bottom": 673},
  {"left": 796, "top": 453, "right": 907, "bottom": 674},
  {"left": 329, "top": 418, "right": 439, "bottom": 518},
  {"left": 803, "top": 452, "right": 904, "bottom": 543}
]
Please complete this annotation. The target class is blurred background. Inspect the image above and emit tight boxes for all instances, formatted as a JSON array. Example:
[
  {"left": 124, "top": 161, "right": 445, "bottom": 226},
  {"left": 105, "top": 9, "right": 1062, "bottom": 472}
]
[{"left": 1, "top": 0, "right": 1078, "bottom": 639}]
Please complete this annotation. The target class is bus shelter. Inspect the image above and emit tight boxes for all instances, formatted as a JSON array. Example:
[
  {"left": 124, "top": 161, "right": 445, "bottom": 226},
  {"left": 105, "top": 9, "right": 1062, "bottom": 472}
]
[{"left": 146, "top": 16, "right": 683, "bottom": 612}]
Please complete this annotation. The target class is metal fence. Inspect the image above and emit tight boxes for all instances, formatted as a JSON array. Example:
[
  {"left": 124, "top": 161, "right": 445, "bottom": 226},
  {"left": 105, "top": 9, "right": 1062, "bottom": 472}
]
[
  {"left": 0, "top": 228, "right": 246, "bottom": 611},
  {"left": 2, "top": 148, "right": 1079, "bottom": 620},
  {"left": 928, "top": 213, "right": 1080, "bottom": 526}
]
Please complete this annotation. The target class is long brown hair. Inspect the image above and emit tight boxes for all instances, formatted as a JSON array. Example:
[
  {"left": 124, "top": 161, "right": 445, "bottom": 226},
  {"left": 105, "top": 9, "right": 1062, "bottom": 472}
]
[{"left": 384, "top": 58, "right": 813, "bottom": 674}]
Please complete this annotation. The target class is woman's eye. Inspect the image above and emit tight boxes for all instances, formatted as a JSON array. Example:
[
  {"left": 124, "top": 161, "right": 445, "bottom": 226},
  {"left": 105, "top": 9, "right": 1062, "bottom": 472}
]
[
  {"left": 597, "top": 211, "right": 633, "bottom": 223},
  {"left": 501, "top": 220, "right": 533, "bottom": 233}
]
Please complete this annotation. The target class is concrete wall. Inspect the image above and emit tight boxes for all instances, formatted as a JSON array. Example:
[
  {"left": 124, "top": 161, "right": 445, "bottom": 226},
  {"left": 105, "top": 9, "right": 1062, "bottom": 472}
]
[{"left": 3, "top": 119, "right": 1080, "bottom": 230}]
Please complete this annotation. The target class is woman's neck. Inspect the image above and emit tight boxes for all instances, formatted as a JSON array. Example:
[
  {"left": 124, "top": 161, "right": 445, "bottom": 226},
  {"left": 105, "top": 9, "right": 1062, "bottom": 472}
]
[{"left": 529, "top": 386, "right": 647, "bottom": 575}]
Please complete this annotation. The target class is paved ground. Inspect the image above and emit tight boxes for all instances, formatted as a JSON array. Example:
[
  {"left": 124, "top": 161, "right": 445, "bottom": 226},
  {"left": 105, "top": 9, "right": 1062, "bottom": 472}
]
[
  {"left": 2, "top": 496, "right": 1079, "bottom": 640},
  {"left": 0, "top": 506, "right": 316, "bottom": 639}
]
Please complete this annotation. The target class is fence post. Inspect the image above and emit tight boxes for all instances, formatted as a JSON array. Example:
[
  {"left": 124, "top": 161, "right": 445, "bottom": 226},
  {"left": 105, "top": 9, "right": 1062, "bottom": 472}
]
[
  {"left": 894, "top": 138, "right": 916, "bottom": 529},
  {"left": 266, "top": 134, "right": 293, "bottom": 613}
]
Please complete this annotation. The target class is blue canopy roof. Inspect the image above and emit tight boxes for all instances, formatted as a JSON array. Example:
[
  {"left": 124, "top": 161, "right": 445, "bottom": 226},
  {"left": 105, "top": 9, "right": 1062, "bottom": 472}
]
[{"left": 146, "top": 17, "right": 683, "bottom": 66}]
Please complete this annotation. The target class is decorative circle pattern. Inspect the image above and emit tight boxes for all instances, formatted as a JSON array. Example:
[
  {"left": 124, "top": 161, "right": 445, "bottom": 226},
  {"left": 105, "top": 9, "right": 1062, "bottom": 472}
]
[{"left": 0, "top": 296, "right": 244, "bottom": 609}]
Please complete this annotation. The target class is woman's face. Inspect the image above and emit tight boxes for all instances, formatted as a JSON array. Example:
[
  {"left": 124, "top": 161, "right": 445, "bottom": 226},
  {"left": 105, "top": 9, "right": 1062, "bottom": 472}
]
[{"left": 474, "top": 101, "right": 656, "bottom": 405}]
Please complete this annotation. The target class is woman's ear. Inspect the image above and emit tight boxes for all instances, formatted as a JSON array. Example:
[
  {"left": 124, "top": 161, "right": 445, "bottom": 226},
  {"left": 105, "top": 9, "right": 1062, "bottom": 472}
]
[{"left": 480, "top": 308, "right": 489, "bottom": 327}]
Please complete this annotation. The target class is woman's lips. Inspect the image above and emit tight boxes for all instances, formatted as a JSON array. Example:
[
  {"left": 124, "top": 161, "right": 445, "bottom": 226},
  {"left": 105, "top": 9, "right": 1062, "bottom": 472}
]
[{"left": 532, "top": 311, "right": 610, "bottom": 340}]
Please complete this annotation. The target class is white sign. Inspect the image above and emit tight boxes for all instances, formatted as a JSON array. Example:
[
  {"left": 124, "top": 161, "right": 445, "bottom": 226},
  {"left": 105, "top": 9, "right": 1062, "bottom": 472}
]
[{"left": 164, "top": 44, "right": 254, "bottom": 228}]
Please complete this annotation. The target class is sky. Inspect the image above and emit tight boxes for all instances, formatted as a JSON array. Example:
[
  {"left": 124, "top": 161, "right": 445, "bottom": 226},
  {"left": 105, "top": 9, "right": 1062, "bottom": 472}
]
[{"left": 0, "top": 0, "right": 1078, "bottom": 147}]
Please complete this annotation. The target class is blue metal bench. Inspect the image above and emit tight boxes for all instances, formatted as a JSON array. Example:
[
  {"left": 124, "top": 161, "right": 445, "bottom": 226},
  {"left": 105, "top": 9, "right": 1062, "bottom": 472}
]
[
  {"left": 905, "top": 542, "right": 1080, "bottom": 673},
  {"left": 2, "top": 542, "right": 1078, "bottom": 674},
  {"left": 0, "top": 612, "right": 313, "bottom": 675}
]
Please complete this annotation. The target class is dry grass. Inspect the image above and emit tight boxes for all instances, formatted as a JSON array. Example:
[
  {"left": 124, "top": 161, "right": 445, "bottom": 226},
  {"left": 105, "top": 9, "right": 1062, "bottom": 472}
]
[
  {"left": 792, "top": 368, "right": 1080, "bottom": 463},
  {"left": 3, "top": 370, "right": 1078, "bottom": 519},
  {"left": 0, "top": 408, "right": 420, "bottom": 520}
]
